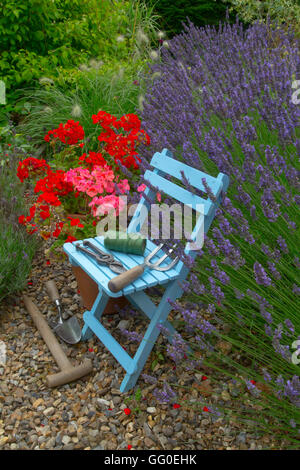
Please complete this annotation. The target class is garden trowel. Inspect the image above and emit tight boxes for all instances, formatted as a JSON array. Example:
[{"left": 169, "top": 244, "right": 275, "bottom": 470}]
[{"left": 45, "top": 280, "right": 81, "bottom": 344}]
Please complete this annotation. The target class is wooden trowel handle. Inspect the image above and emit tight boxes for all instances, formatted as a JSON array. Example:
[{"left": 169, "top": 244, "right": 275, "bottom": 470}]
[
  {"left": 108, "top": 265, "right": 145, "bottom": 293},
  {"left": 45, "top": 280, "right": 60, "bottom": 302}
]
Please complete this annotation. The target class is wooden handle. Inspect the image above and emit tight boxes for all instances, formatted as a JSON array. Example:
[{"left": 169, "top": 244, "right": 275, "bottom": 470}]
[
  {"left": 108, "top": 264, "right": 145, "bottom": 293},
  {"left": 23, "top": 295, "right": 70, "bottom": 371},
  {"left": 46, "top": 359, "right": 93, "bottom": 388},
  {"left": 45, "top": 280, "right": 60, "bottom": 302}
]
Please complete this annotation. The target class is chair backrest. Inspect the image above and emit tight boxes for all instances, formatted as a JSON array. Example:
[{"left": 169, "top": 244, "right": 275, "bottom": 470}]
[{"left": 127, "top": 148, "right": 229, "bottom": 272}]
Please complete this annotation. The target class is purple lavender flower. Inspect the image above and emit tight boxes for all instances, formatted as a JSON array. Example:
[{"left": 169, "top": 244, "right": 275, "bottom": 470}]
[
  {"left": 245, "top": 379, "right": 261, "bottom": 397},
  {"left": 262, "top": 368, "right": 272, "bottom": 383},
  {"left": 119, "top": 328, "right": 143, "bottom": 343},
  {"left": 292, "top": 284, "right": 300, "bottom": 296},
  {"left": 234, "top": 288, "right": 244, "bottom": 300},
  {"left": 277, "top": 236, "right": 289, "bottom": 254},
  {"left": 153, "top": 383, "right": 177, "bottom": 404},
  {"left": 166, "top": 332, "right": 188, "bottom": 363},
  {"left": 284, "top": 318, "right": 295, "bottom": 334},
  {"left": 283, "top": 376, "right": 300, "bottom": 407},
  {"left": 267, "top": 261, "right": 281, "bottom": 280},
  {"left": 141, "top": 374, "right": 158, "bottom": 385},
  {"left": 254, "top": 262, "right": 273, "bottom": 287},
  {"left": 294, "top": 257, "right": 300, "bottom": 269}
]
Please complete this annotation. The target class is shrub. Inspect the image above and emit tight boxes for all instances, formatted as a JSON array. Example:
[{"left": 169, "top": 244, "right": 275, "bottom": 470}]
[
  {"left": 132, "top": 18, "right": 300, "bottom": 445},
  {"left": 0, "top": 126, "right": 40, "bottom": 303},
  {"left": 222, "top": 0, "right": 300, "bottom": 36},
  {"left": 17, "top": 61, "right": 152, "bottom": 150},
  {"left": 16, "top": 112, "right": 150, "bottom": 257},
  {"left": 145, "top": 0, "right": 239, "bottom": 38},
  {"left": 0, "top": 0, "right": 164, "bottom": 122}
]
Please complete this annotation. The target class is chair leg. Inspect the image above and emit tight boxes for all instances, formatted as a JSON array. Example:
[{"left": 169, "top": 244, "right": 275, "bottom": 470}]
[
  {"left": 126, "top": 289, "right": 181, "bottom": 346},
  {"left": 120, "top": 281, "right": 181, "bottom": 393},
  {"left": 81, "top": 289, "right": 109, "bottom": 341}
]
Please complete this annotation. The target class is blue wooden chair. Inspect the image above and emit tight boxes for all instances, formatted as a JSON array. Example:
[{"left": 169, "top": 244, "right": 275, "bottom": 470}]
[{"left": 64, "top": 148, "right": 229, "bottom": 392}]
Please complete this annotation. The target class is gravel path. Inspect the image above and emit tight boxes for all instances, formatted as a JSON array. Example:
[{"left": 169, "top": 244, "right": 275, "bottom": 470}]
[{"left": 0, "top": 243, "right": 287, "bottom": 450}]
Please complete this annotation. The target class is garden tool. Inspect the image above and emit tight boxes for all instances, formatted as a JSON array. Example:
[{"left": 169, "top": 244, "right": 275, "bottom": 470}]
[
  {"left": 75, "top": 241, "right": 126, "bottom": 274},
  {"left": 108, "top": 243, "right": 179, "bottom": 293},
  {"left": 45, "top": 280, "right": 81, "bottom": 344},
  {"left": 23, "top": 295, "right": 92, "bottom": 387}
]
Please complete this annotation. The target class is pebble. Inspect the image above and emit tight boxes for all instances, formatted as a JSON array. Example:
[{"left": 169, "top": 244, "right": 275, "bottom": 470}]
[
  {"left": 147, "top": 407, "right": 156, "bottom": 414},
  {"left": 0, "top": 239, "right": 285, "bottom": 451},
  {"left": 62, "top": 436, "right": 71, "bottom": 445}
]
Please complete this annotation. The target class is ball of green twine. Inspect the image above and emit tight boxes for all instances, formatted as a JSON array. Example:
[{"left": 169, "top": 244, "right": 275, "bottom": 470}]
[{"left": 104, "top": 231, "right": 146, "bottom": 256}]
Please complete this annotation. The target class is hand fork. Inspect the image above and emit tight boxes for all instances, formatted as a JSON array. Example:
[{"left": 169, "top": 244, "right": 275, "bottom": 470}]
[{"left": 108, "top": 243, "right": 179, "bottom": 293}]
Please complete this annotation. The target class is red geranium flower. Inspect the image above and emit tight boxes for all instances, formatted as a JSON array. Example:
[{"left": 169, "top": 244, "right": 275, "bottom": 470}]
[
  {"left": 173, "top": 403, "right": 181, "bottom": 409},
  {"left": 124, "top": 408, "right": 131, "bottom": 416},
  {"left": 65, "top": 235, "right": 77, "bottom": 243}
]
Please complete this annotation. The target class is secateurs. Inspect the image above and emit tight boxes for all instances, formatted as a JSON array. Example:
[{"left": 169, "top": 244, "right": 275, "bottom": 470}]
[{"left": 75, "top": 240, "right": 126, "bottom": 274}]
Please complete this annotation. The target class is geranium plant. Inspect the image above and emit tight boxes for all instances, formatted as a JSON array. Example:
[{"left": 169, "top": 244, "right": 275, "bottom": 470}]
[{"left": 17, "top": 112, "right": 150, "bottom": 257}]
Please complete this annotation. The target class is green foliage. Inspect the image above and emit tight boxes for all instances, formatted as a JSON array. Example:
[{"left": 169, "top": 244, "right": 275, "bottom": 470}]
[
  {"left": 145, "top": 0, "right": 239, "bottom": 38},
  {"left": 222, "top": 0, "right": 300, "bottom": 35},
  {"left": 0, "top": 220, "right": 38, "bottom": 303},
  {"left": 18, "top": 61, "right": 151, "bottom": 149},
  {"left": 0, "top": 126, "right": 40, "bottom": 302},
  {"left": 0, "top": 0, "right": 165, "bottom": 123}
]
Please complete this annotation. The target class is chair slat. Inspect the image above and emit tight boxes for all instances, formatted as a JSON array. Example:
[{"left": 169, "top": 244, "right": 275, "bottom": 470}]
[
  {"left": 150, "top": 148, "right": 223, "bottom": 197},
  {"left": 144, "top": 170, "right": 212, "bottom": 214}
]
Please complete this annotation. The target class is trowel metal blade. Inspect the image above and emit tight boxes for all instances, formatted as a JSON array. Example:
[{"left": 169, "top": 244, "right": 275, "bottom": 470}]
[{"left": 54, "top": 317, "right": 82, "bottom": 344}]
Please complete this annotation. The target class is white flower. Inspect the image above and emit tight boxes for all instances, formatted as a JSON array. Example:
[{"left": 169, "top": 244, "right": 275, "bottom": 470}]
[
  {"left": 43, "top": 106, "right": 52, "bottom": 113},
  {"left": 157, "top": 30, "right": 165, "bottom": 39},
  {"left": 151, "top": 71, "right": 161, "bottom": 81},
  {"left": 78, "top": 64, "right": 89, "bottom": 72},
  {"left": 39, "top": 77, "right": 54, "bottom": 85},
  {"left": 89, "top": 59, "right": 103, "bottom": 69},
  {"left": 149, "top": 50, "right": 159, "bottom": 61},
  {"left": 71, "top": 104, "right": 82, "bottom": 118},
  {"left": 136, "top": 28, "right": 149, "bottom": 45},
  {"left": 138, "top": 94, "right": 145, "bottom": 112},
  {"left": 162, "top": 41, "right": 169, "bottom": 48},
  {"left": 116, "top": 35, "right": 125, "bottom": 43}
]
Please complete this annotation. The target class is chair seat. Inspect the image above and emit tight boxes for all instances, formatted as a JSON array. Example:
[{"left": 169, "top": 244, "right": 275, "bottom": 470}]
[{"left": 64, "top": 236, "right": 180, "bottom": 298}]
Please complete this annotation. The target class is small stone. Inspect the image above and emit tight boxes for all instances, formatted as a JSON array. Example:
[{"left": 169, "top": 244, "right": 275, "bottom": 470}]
[
  {"left": 62, "top": 435, "right": 71, "bottom": 445},
  {"left": 33, "top": 398, "right": 44, "bottom": 409},
  {"left": 43, "top": 407, "right": 55, "bottom": 417},
  {"left": 221, "top": 391, "right": 231, "bottom": 402},
  {"left": 237, "top": 432, "right": 247, "bottom": 444},
  {"left": 117, "top": 320, "right": 129, "bottom": 330},
  {"left": 45, "top": 437, "right": 56, "bottom": 449},
  {"left": 174, "top": 423, "right": 182, "bottom": 432},
  {"left": 146, "top": 407, "right": 156, "bottom": 413},
  {"left": 97, "top": 398, "right": 110, "bottom": 408},
  {"left": 163, "top": 427, "right": 173, "bottom": 437},
  {"left": 144, "top": 437, "right": 155, "bottom": 448}
]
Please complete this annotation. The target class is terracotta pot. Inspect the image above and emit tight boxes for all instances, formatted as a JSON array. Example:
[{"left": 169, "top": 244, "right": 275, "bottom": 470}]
[{"left": 72, "top": 265, "right": 129, "bottom": 314}]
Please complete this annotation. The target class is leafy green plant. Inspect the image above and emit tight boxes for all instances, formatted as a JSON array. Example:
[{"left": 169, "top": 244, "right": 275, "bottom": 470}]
[
  {"left": 0, "top": 126, "right": 40, "bottom": 303},
  {"left": 145, "top": 0, "right": 240, "bottom": 38},
  {"left": 222, "top": 0, "right": 300, "bottom": 36},
  {"left": 18, "top": 61, "right": 151, "bottom": 150},
  {"left": 124, "top": 387, "right": 144, "bottom": 414}
]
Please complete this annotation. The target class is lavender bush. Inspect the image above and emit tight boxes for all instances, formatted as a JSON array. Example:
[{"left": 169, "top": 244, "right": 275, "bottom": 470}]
[
  {"left": 0, "top": 126, "right": 40, "bottom": 303},
  {"left": 127, "top": 17, "right": 300, "bottom": 445}
]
